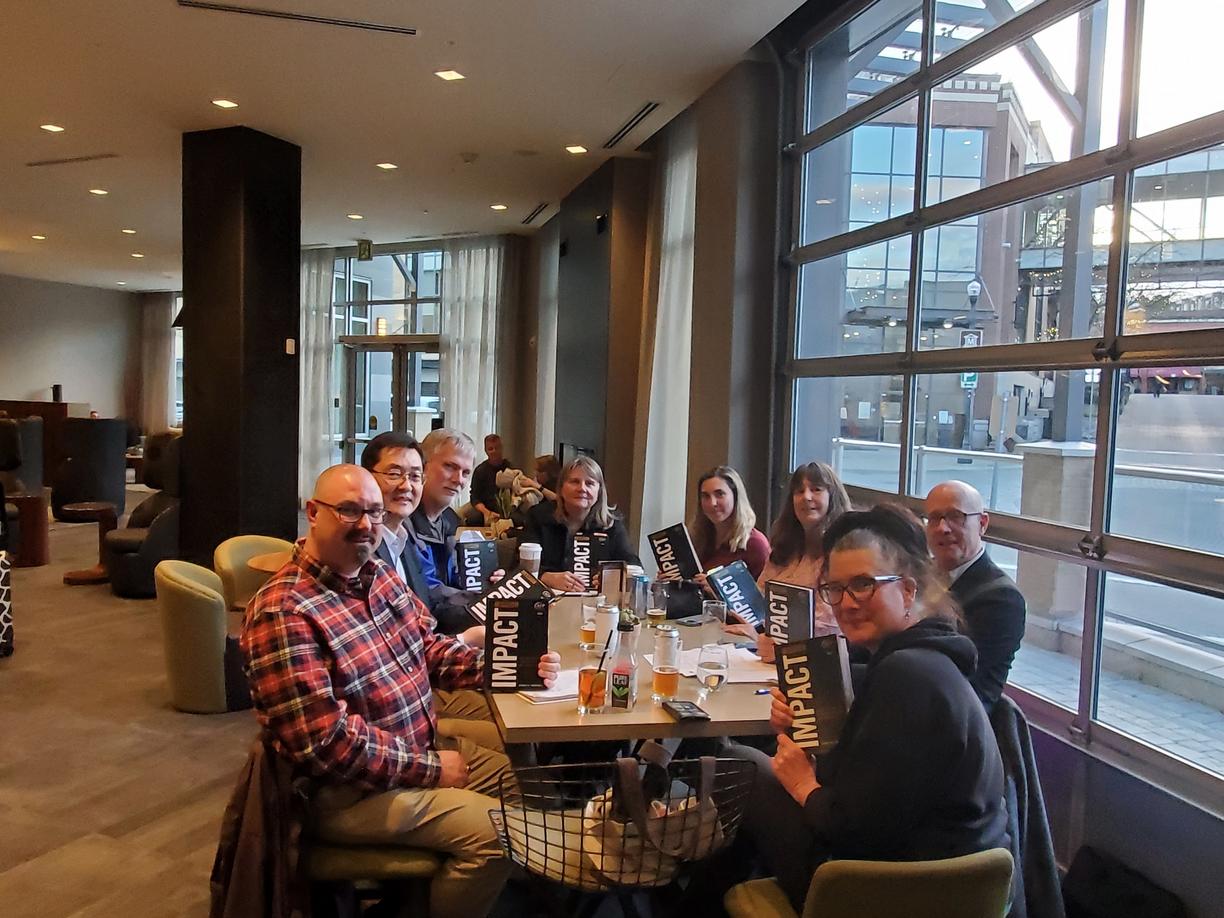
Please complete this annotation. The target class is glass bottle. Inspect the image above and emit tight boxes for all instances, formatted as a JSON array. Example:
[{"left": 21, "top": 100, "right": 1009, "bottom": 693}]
[{"left": 609, "top": 619, "right": 639, "bottom": 711}]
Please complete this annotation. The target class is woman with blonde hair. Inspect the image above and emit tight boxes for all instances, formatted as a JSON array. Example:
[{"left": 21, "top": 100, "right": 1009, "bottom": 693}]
[
  {"left": 690, "top": 465, "right": 771, "bottom": 580},
  {"left": 522, "top": 455, "right": 640, "bottom": 592}
]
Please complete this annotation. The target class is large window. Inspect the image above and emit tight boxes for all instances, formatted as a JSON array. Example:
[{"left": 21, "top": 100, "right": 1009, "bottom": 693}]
[
  {"left": 787, "top": 0, "right": 1224, "bottom": 792},
  {"left": 331, "top": 250, "right": 443, "bottom": 441}
]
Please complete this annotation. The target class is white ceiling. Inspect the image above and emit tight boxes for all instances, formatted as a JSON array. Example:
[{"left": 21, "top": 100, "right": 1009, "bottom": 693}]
[{"left": 0, "top": 0, "right": 803, "bottom": 291}]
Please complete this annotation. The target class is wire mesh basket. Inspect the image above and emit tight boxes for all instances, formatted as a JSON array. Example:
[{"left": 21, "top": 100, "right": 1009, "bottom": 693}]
[{"left": 491, "top": 756, "right": 757, "bottom": 893}]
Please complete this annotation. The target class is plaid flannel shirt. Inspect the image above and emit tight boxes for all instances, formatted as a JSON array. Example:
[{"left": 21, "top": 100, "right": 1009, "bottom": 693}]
[{"left": 241, "top": 542, "right": 484, "bottom": 792}]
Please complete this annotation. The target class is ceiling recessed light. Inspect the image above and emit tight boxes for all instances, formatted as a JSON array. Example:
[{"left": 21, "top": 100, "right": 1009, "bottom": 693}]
[
  {"left": 347, "top": 213, "right": 364, "bottom": 220},
  {"left": 565, "top": 145, "right": 588, "bottom": 155},
  {"left": 490, "top": 203, "right": 508, "bottom": 211},
  {"left": 815, "top": 198, "right": 834, "bottom": 205},
  {"left": 117, "top": 281, "right": 127, "bottom": 286},
  {"left": 40, "top": 124, "right": 65, "bottom": 133},
  {"left": 434, "top": 70, "right": 465, "bottom": 81},
  {"left": 31, "top": 234, "right": 46, "bottom": 241},
  {"left": 121, "top": 228, "right": 136, "bottom": 234},
  {"left": 89, "top": 188, "right": 108, "bottom": 196},
  {"left": 131, "top": 252, "right": 144, "bottom": 258},
  {"left": 376, "top": 162, "right": 398, "bottom": 170},
  {"left": 212, "top": 99, "right": 239, "bottom": 109}
]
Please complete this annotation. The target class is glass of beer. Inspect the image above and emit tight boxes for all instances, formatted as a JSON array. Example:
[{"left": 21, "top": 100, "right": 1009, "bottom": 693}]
[
  {"left": 646, "top": 607, "right": 667, "bottom": 629},
  {"left": 578, "top": 651, "right": 608, "bottom": 715},
  {"left": 579, "top": 602, "right": 598, "bottom": 649},
  {"left": 651, "top": 625, "right": 681, "bottom": 702}
]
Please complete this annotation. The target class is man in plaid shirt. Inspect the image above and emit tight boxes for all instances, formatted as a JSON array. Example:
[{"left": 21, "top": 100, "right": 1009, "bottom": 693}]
[{"left": 243, "top": 464, "right": 560, "bottom": 918}]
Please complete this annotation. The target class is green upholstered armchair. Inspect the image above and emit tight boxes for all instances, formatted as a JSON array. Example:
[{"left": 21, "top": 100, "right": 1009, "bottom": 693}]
[
  {"left": 724, "top": 848, "right": 1014, "bottom": 918},
  {"left": 153, "top": 560, "right": 252, "bottom": 714},
  {"left": 214, "top": 535, "right": 295, "bottom": 613}
]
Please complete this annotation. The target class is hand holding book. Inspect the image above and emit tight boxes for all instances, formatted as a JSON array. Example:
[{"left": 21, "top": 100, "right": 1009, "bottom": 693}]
[{"left": 772, "top": 734, "right": 822, "bottom": 806}]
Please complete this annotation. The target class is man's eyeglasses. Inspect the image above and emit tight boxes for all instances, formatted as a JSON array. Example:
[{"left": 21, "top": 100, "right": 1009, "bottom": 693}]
[
  {"left": 372, "top": 468, "right": 424, "bottom": 485},
  {"left": 925, "top": 509, "right": 983, "bottom": 528},
  {"left": 817, "top": 574, "right": 903, "bottom": 605},
  {"left": 314, "top": 500, "right": 386, "bottom": 525}
]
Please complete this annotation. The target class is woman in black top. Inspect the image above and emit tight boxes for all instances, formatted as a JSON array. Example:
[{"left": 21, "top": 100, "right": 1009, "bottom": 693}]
[
  {"left": 522, "top": 455, "right": 640, "bottom": 592},
  {"left": 741, "top": 505, "right": 1007, "bottom": 909}
]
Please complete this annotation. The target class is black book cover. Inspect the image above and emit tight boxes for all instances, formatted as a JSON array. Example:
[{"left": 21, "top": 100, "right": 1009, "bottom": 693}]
[
  {"left": 456, "top": 539, "right": 498, "bottom": 591},
  {"left": 763, "top": 580, "right": 814, "bottom": 644},
  {"left": 774, "top": 635, "right": 853, "bottom": 755},
  {"left": 467, "top": 569, "right": 552, "bottom": 625},
  {"left": 484, "top": 596, "right": 550, "bottom": 692},
  {"left": 707, "top": 560, "right": 767, "bottom": 629},
  {"left": 647, "top": 523, "right": 701, "bottom": 580},
  {"left": 571, "top": 531, "right": 608, "bottom": 590}
]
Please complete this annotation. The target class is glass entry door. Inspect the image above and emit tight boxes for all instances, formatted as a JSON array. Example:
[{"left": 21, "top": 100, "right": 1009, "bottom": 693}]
[{"left": 339, "top": 335, "right": 442, "bottom": 463}]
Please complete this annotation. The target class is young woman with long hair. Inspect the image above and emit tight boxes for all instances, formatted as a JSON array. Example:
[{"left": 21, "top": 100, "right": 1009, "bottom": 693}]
[
  {"left": 731, "top": 462, "right": 851, "bottom": 655},
  {"left": 690, "top": 465, "right": 770, "bottom": 579}
]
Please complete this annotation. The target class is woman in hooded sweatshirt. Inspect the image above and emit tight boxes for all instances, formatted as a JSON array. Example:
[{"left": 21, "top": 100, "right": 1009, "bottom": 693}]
[{"left": 738, "top": 504, "right": 1008, "bottom": 911}]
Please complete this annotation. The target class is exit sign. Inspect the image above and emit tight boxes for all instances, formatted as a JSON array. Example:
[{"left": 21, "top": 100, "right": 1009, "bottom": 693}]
[{"left": 960, "top": 372, "right": 979, "bottom": 389}]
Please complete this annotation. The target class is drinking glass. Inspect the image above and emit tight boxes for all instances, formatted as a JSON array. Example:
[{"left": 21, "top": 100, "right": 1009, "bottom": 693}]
[
  {"left": 702, "top": 599, "right": 727, "bottom": 626},
  {"left": 579, "top": 602, "right": 598, "bottom": 649},
  {"left": 650, "top": 579, "right": 670, "bottom": 611},
  {"left": 645, "top": 607, "right": 668, "bottom": 629},
  {"left": 651, "top": 627, "right": 681, "bottom": 702},
  {"left": 696, "top": 643, "right": 729, "bottom": 698},
  {"left": 577, "top": 649, "right": 608, "bottom": 715}
]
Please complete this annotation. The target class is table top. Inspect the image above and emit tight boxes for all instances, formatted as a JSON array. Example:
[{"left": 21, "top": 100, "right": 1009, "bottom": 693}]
[
  {"left": 489, "top": 594, "right": 773, "bottom": 744},
  {"left": 247, "top": 550, "right": 293, "bottom": 573}
]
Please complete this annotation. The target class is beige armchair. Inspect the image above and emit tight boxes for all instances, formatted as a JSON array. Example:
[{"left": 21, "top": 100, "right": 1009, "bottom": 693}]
[
  {"left": 214, "top": 535, "right": 295, "bottom": 613},
  {"left": 154, "top": 560, "right": 252, "bottom": 714}
]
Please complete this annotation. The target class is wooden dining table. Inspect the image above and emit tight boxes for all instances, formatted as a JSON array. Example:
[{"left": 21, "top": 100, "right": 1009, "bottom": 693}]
[{"left": 489, "top": 594, "right": 774, "bottom": 744}]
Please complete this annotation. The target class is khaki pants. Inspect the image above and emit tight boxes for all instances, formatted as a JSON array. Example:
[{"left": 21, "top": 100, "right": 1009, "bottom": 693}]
[
  {"left": 313, "top": 734, "right": 516, "bottom": 918},
  {"left": 435, "top": 689, "right": 503, "bottom": 750}
]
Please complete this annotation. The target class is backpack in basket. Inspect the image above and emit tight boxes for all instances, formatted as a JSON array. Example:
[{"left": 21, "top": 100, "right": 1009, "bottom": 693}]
[{"left": 580, "top": 756, "right": 723, "bottom": 887}]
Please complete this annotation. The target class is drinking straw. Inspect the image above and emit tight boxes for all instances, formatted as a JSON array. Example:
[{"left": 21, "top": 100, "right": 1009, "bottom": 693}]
[{"left": 596, "top": 628, "right": 615, "bottom": 672}]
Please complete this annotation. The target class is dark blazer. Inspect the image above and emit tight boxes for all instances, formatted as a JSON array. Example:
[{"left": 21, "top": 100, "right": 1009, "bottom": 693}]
[
  {"left": 375, "top": 524, "right": 477, "bottom": 636},
  {"left": 950, "top": 550, "right": 1027, "bottom": 709},
  {"left": 374, "top": 527, "right": 431, "bottom": 607},
  {"left": 522, "top": 500, "right": 641, "bottom": 573}
]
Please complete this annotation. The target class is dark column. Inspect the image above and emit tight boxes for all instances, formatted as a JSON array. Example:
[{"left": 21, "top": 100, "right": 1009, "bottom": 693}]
[{"left": 180, "top": 126, "right": 300, "bottom": 564}]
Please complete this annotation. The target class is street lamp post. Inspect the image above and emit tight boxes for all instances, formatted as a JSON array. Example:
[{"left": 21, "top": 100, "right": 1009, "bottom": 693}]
[{"left": 962, "top": 279, "right": 982, "bottom": 449}]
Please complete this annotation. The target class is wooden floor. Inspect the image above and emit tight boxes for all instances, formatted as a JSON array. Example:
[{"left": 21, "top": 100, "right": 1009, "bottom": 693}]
[{"left": 0, "top": 493, "right": 256, "bottom": 917}]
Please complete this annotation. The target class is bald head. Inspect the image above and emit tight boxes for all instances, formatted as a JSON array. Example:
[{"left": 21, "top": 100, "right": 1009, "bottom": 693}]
[
  {"left": 305, "top": 464, "right": 384, "bottom": 576},
  {"left": 924, "top": 480, "right": 989, "bottom": 573}
]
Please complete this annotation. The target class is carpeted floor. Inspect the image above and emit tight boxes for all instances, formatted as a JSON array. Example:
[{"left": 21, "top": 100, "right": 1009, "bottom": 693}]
[{"left": 0, "top": 489, "right": 256, "bottom": 917}]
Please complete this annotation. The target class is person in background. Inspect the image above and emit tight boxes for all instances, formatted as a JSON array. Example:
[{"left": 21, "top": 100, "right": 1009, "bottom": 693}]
[
  {"left": 522, "top": 455, "right": 640, "bottom": 592},
  {"left": 924, "top": 480, "right": 1026, "bottom": 710},
  {"left": 411, "top": 429, "right": 476, "bottom": 596},
  {"left": 729, "top": 462, "right": 851, "bottom": 658},
  {"left": 243, "top": 464, "right": 561, "bottom": 918},
  {"left": 469, "top": 434, "right": 511, "bottom": 525},
  {"left": 532, "top": 454, "right": 561, "bottom": 503},
  {"left": 738, "top": 505, "right": 1007, "bottom": 911},
  {"left": 690, "top": 465, "right": 771, "bottom": 580}
]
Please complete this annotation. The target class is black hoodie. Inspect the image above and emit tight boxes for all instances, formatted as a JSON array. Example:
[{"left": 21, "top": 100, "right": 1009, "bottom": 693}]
[{"left": 802, "top": 617, "right": 1008, "bottom": 862}]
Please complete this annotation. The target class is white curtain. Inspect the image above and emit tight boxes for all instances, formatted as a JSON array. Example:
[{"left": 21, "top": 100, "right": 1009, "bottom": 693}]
[
  {"left": 139, "top": 292, "right": 175, "bottom": 435},
  {"left": 440, "top": 236, "right": 516, "bottom": 499},
  {"left": 633, "top": 112, "right": 698, "bottom": 565},
  {"left": 299, "top": 248, "right": 336, "bottom": 504}
]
